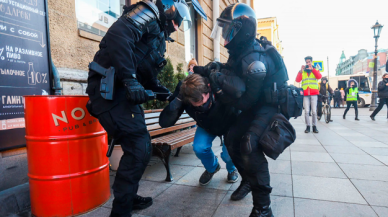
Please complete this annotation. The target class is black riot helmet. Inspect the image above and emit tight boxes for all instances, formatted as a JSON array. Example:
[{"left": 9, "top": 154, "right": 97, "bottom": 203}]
[
  {"left": 160, "top": 0, "right": 192, "bottom": 31},
  {"left": 211, "top": 3, "right": 257, "bottom": 50}
]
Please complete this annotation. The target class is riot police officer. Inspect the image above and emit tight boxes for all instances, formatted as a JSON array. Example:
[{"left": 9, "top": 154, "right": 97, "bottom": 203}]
[
  {"left": 86, "top": 1, "right": 200, "bottom": 216},
  {"left": 207, "top": 3, "right": 290, "bottom": 217}
]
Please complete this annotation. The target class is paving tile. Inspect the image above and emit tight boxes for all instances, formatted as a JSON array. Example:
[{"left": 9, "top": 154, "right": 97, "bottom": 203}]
[
  {"left": 324, "top": 146, "right": 366, "bottom": 155},
  {"left": 81, "top": 206, "right": 111, "bottom": 217},
  {"left": 330, "top": 153, "right": 383, "bottom": 165},
  {"left": 169, "top": 153, "right": 202, "bottom": 166},
  {"left": 141, "top": 163, "right": 195, "bottom": 183},
  {"left": 349, "top": 141, "right": 388, "bottom": 148},
  {"left": 213, "top": 192, "right": 293, "bottom": 217},
  {"left": 291, "top": 161, "right": 347, "bottom": 178},
  {"left": 372, "top": 155, "right": 388, "bottom": 165},
  {"left": 290, "top": 144, "right": 327, "bottom": 153},
  {"left": 270, "top": 174, "right": 293, "bottom": 197},
  {"left": 319, "top": 140, "right": 355, "bottom": 146},
  {"left": 176, "top": 167, "right": 233, "bottom": 190},
  {"left": 360, "top": 147, "right": 388, "bottom": 156},
  {"left": 274, "top": 149, "right": 291, "bottom": 161},
  {"left": 292, "top": 139, "right": 321, "bottom": 146},
  {"left": 291, "top": 152, "right": 334, "bottom": 163},
  {"left": 293, "top": 175, "right": 367, "bottom": 204},
  {"left": 342, "top": 136, "right": 377, "bottom": 142},
  {"left": 294, "top": 198, "right": 377, "bottom": 217},
  {"left": 268, "top": 159, "right": 291, "bottom": 174},
  {"left": 352, "top": 179, "right": 388, "bottom": 207},
  {"left": 103, "top": 180, "right": 172, "bottom": 209},
  {"left": 339, "top": 164, "right": 388, "bottom": 182},
  {"left": 137, "top": 185, "right": 227, "bottom": 217},
  {"left": 372, "top": 206, "right": 388, "bottom": 217}
]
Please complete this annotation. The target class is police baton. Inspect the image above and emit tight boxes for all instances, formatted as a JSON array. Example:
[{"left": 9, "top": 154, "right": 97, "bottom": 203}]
[{"left": 106, "top": 138, "right": 115, "bottom": 158}]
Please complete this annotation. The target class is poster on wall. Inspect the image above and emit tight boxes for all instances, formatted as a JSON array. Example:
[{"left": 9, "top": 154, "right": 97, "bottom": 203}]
[{"left": 0, "top": 0, "right": 51, "bottom": 151}]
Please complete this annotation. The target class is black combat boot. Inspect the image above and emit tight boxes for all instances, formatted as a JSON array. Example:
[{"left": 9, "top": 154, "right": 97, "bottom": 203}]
[
  {"left": 343, "top": 114, "right": 346, "bottom": 119},
  {"left": 133, "top": 195, "right": 153, "bottom": 210},
  {"left": 313, "top": 126, "right": 319, "bottom": 133},
  {"left": 249, "top": 206, "right": 274, "bottom": 217},
  {"left": 304, "top": 126, "right": 310, "bottom": 133},
  {"left": 370, "top": 116, "right": 375, "bottom": 121},
  {"left": 231, "top": 181, "right": 251, "bottom": 201}
]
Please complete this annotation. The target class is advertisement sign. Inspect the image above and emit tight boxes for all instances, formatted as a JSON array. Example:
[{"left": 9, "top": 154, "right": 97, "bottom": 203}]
[{"left": 0, "top": 0, "right": 51, "bottom": 151}]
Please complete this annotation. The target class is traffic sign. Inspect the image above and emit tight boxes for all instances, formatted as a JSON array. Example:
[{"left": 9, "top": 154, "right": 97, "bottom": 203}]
[{"left": 313, "top": 61, "right": 324, "bottom": 71}]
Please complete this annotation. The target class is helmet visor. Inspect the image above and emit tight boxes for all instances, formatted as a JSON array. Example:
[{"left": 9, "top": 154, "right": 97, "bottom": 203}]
[
  {"left": 210, "top": 18, "right": 242, "bottom": 46},
  {"left": 165, "top": 1, "right": 192, "bottom": 31}
]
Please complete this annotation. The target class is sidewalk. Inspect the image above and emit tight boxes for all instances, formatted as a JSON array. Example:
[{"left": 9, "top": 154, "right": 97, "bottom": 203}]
[{"left": 18, "top": 108, "right": 388, "bottom": 217}]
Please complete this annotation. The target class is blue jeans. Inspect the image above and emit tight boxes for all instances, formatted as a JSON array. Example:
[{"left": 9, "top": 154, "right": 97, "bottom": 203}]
[{"left": 193, "top": 127, "right": 236, "bottom": 173}]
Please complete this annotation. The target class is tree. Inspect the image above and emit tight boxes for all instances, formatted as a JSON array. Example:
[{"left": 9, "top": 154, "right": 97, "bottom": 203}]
[{"left": 142, "top": 58, "right": 178, "bottom": 109}]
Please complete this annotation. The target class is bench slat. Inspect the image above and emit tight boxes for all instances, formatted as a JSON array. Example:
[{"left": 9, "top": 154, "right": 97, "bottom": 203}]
[
  {"left": 145, "top": 114, "right": 192, "bottom": 126},
  {"left": 149, "top": 122, "right": 196, "bottom": 137},
  {"left": 152, "top": 129, "right": 196, "bottom": 143},
  {"left": 147, "top": 118, "right": 195, "bottom": 131},
  {"left": 152, "top": 128, "right": 196, "bottom": 144}
]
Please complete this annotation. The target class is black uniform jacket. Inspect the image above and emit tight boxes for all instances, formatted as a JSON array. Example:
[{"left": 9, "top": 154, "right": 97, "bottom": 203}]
[{"left": 159, "top": 96, "right": 240, "bottom": 137}]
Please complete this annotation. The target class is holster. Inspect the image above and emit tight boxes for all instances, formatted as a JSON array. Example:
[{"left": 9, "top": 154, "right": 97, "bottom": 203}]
[{"left": 88, "top": 62, "right": 115, "bottom": 100}]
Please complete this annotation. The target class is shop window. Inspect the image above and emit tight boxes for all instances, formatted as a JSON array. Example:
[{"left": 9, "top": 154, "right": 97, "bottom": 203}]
[{"left": 75, "top": 0, "right": 125, "bottom": 38}]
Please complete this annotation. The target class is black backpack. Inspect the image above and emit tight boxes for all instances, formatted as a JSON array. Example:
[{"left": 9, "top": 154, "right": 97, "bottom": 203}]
[
  {"left": 279, "top": 85, "right": 304, "bottom": 119},
  {"left": 259, "top": 112, "right": 296, "bottom": 160}
]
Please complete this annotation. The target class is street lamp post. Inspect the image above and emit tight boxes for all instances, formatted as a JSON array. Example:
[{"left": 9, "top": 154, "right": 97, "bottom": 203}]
[{"left": 370, "top": 21, "right": 384, "bottom": 111}]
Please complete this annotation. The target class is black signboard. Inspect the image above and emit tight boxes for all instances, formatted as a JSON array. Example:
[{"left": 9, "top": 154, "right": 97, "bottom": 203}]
[{"left": 0, "top": 0, "right": 51, "bottom": 151}]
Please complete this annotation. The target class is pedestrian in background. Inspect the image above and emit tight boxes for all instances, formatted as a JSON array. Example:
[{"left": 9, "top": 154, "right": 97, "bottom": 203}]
[
  {"left": 370, "top": 73, "right": 388, "bottom": 120},
  {"left": 343, "top": 79, "right": 360, "bottom": 121},
  {"left": 317, "top": 77, "right": 333, "bottom": 119},
  {"left": 295, "top": 56, "right": 322, "bottom": 133},
  {"left": 186, "top": 58, "right": 198, "bottom": 76},
  {"left": 334, "top": 88, "right": 341, "bottom": 108},
  {"left": 340, "top": 87, "right": 345, "bottom": 107}
]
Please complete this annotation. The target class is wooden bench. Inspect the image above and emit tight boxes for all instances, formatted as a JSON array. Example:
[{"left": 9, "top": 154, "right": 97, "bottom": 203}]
[{"left": 144, "top": 109, "right": 196, "bottom": 182}]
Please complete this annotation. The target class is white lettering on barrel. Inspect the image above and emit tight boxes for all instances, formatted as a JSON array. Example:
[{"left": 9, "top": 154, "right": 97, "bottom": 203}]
[
  {"left": 71, "top": 107, "right": 85, "bottom": 120},
  {"left": 52, "top": 111, "right": 68, "bottom": 126}
]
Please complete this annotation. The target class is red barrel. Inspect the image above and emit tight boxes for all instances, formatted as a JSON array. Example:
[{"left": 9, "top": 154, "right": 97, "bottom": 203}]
[{"left": 24, "top": 96, "right": 110, "bottom": 217}]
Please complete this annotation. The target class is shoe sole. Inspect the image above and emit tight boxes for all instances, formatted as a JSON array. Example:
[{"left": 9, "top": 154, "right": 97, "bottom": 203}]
[
  {"left": 227, "top": 175, "right": 239, "bottom": 183},
  {"left": 132, "top": 200, "right": 153, "bottom": 210}
]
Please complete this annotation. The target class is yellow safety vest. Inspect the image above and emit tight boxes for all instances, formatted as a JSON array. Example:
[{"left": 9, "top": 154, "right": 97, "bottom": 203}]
[
  {"left": 347, "top": 88, "right": 358, "bottom": 101},
  {"left": 301, "top": 71, "right": 318, "bottom": 91}
]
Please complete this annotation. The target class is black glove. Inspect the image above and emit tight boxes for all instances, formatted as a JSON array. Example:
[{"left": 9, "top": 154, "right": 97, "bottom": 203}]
[
  {"left": 143, "top": 79, "right": 171, "bottom": 101},
  {"left": 209, "top": 72, "right": 222, "bottom": 94},
  {"left": 123, "top": 78, "right": 148, "bottom": 104},
  {"left": 193, "top": 62, "right": 222, "bottom": 77}
]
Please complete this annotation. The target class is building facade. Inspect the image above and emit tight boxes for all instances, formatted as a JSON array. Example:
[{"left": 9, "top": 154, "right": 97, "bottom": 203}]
[
  {"left": 337, "top": 49, "right": 388, "bottom": 76},
  {"left": 256, "top": 17, "right": 283, "bottom": 55},
  {"left": 0, "top": 0, "right": 256, "bottom": 215}
]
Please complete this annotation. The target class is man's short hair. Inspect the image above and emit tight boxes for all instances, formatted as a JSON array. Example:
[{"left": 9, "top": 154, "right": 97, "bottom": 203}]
[
  {"left": 305, "top": 56, "right": 313, "bottom": 61},
  {"left": 180, "top": 74, "right": 210, "bottom": 104}
]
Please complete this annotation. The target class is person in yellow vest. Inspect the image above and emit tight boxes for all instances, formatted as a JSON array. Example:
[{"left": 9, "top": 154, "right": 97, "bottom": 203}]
[
  {"left": 343, "top": 79, "right": 360, "bottom": 121},
  {"left": 295, "top": 56, "right": 322, "bottom": 133}
]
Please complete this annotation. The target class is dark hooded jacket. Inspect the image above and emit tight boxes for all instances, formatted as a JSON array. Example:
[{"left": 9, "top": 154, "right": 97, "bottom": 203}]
[
  {"left": 318, "top": 78, "right": 333, "bottom": 102},
  {"left": 378, "top": 77, "right": 388, "bottom": 98}
]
